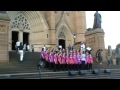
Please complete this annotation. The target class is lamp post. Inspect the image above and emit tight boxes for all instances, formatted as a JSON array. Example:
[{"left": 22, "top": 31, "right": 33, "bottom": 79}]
[
  {"left": 73, "top": 32, "right": 85, "bottom": 44},
  {"left": 73, "top": 34, "right": 76, "bottom": 44}
]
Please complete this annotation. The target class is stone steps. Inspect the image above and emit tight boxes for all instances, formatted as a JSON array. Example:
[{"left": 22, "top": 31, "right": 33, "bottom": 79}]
[
  {"left": 1, "top": 69, "right": 120, "bottom": 79},
  {"left": 1, "top": 51, "right": 120, "bottom": 79}
]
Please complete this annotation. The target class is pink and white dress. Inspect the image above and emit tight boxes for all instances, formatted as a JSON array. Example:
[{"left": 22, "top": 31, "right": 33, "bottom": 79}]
[
  {"left": 89, "top": 56, "right": 93, "bottom": 64},
  {"left": 54, "top": 54, "right": 58, "bottom": 64},
  {"left": 58, "top": 55, "right": 62, "bottom": 64},
  {"left": 62, "top": 55, "right": 66, "bottom": 64},
  {"left": 45, "top": 52, "right": 49, "bottom": 61},
  {"left": 77, "top": 54, "right": 81, "bottom": 64},
  {"left": 69, "top": 57, "right": 74, "bottom": 64},
  {"left": 49, "top": 53, "right": 54, "bottom": 63},
  {"left": 73, "top": 56, "right": 77, "bottom": 64},
  {"left": 66, "top": 55, "right": 70, "bottom": 64},
  {"left": 86, "top": 55, "right": 89, "bottom": 64}
]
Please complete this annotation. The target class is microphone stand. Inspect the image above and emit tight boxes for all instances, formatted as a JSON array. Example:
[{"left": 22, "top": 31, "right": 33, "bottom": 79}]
[{"left": 37, "top": 65, "right": 42, "bottom": 79}]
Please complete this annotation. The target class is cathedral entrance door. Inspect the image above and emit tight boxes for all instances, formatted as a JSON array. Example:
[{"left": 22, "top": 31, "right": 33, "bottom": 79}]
[
  {"left": 23, "top": 32, "right": 29, "bottom": 45},
  {"left": 59, "top": 39, "right": 65, "bottom": 49},
  {"left": 12, "top": 31, "right": 18, "bottom": 50}
]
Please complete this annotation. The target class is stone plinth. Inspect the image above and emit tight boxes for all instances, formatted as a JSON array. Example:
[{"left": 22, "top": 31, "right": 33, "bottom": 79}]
[
  {"left": 85, "top": 28, "right": 106, "bottom": 62},
  {"left": 0, "top": 13, "right": 10, "bottom": 62}
]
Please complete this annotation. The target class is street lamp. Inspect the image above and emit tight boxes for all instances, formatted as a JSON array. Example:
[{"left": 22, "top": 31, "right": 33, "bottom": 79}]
[{"left": 73, "top": 34, "right": 76, "bottom": 44}]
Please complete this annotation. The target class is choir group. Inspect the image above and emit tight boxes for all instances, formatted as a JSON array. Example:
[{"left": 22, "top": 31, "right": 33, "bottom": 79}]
[{"left": 40, "top": 48, "right": 93, "bottom": 72}]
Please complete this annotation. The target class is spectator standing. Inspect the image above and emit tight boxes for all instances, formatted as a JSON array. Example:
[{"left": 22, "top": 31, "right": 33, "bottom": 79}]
[
  {"left": 27, "top": 44, "right": 30, "bottom": 52},
  {"left": 31, "top": 45, "right": 34, "bottom": 52},
  {"left": 43, "top": 45, "right": 46, "bottom": 52},
  {"left": 16, "top": 40, "right": 20, "bottom": 53},
  {"left": 18, "top": 42, "right": 24, "bottom": 61},
  {"left": 68, "top": 44, "right": 72, "bottom": 52}
]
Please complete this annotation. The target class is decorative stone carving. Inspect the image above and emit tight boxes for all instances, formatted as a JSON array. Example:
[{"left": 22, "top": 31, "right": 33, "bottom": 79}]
[
  {"left": 11, "top": 14, "right": 30, "bottom": 30},
  {"left": 58, "top": 32, "right": 65, "bottom": 38},
  {"left": 0, "top": 25, "right": 5, "bottom": 32}
]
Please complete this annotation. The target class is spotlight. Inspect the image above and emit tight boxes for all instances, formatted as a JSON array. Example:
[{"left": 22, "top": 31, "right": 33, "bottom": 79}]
[
  {"left": 104, "top": 69, "right": 111, "bottom": 74},
  {"left": 37, "top": 60, "right": 45, "bottom": 68},
  {"left": 68, "top": 70, "right": 77, "bottom": 76},
  {"left": 79, "top": 70, "right": 86, "bottom": 75},
  {"left": 92, "top": 69, "right": 99, "bottom": 75}
]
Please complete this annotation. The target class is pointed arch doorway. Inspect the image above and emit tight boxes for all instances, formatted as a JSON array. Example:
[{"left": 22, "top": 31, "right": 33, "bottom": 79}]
[{"left": 10, "top": 13, "right": 30, "bottom": 50}]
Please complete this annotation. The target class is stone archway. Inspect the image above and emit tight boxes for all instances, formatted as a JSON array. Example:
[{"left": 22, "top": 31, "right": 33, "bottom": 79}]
[
  {"left": 8, "top": 11, "right": 49, "bottom": 51},
  {"left": 56, "top": 25, "right": 74, "bottom": 49},
  {"left": 10, "top": 13, "right": 30, "bottom": 50}
]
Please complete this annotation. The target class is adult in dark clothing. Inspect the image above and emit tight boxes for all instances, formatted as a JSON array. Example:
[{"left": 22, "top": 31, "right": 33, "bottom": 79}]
[
  {"left": 68, "top": 44, "right": 72, "bottom": 52},
  {"left": 31, "top": 45, "right": 34, "bottom": 52},
  {"left": 96, "top": 49, "right": 103, "bottom": 64}
]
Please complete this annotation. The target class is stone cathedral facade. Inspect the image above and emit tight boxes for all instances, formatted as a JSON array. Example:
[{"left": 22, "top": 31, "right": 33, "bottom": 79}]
[
  {"left": 7, "top": 11, "right": 86, "bottom": 51},
  {"left": 0, "top": 11, "right": 106, "bottom": 62}
]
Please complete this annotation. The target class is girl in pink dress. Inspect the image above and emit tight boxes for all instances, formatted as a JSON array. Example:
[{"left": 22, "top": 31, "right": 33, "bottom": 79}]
[
  {"left": 53, "top": 52, "right": 58, "bottom": 72},
  {"left": 85, "top": 52, "right": 89, "bottom": 70},
  {"left": 61, "top": 52, "right": 66, "bottom": 71},
  {"left": 48, "top": 51, "right": 54, "bottom": 70},
  {"left": 73, "top": 53, "right": 77, "bottom": 70},
  {"left": 44, "top": 50, "right": 49, "bottom": 68},
  {"left": 66, "top": 52, "right": 70, "bottom": 70},
  {"left": 69, "top": 54, "right": 74, "bottom": 70},
  {"left": 45, "top": 50, "right": 49, "bottom": 61},
  {"left": 58, "top": 53, "right": 62, "bottom": 71},
  {"left": 89, "top": 54, "right": 93, "bottom": 70},
  {"left": 76, "top": 52, "right": 81, "bottom": 70}
]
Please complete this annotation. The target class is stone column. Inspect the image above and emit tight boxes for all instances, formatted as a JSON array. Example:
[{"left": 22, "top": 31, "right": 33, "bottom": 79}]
[
  {"left": 0, "top": 12, "right": 10, "bottom": 62},
  {"left": 75, "top": 11, "right": 86, "bottom": 42},
  {"left": 0, "top": 22, "right": 10, "bottom": 62},
  {"left": 47, "top": 11, "right": 56, "bottom": 48},
  {"left": 19, "top": 30, "right": 23, "bottom": 43},
  {"left": 8, "top": 30, "right": 12, "bottom": 51}
]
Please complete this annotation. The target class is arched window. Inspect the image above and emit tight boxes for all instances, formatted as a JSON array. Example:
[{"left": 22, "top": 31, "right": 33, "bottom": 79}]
[{"left": 11, "top": 14, "right": 30, "bottom": 30}]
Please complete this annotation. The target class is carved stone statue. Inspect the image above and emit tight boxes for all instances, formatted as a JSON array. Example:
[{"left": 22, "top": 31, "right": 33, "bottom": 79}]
[{"left": 93, "top": 11, "right": 102, "bottom": 29}]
